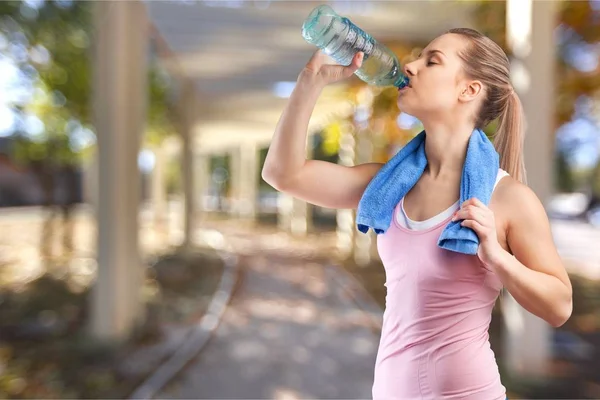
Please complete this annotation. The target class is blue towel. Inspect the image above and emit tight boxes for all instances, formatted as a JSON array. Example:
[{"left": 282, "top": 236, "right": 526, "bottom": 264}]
[{"left": 356, "top": 128, "right": 499, "bottom": 255}]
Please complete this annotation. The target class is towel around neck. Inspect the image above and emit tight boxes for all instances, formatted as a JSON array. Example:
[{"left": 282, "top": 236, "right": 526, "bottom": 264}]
[{"left": 355, "top": 128, "right": 500, "bottom": 255}]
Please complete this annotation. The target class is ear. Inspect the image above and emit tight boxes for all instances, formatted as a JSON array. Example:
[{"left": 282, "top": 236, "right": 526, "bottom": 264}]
[{"left": 459, "top": 80, "right": 483, "bottom": 103}]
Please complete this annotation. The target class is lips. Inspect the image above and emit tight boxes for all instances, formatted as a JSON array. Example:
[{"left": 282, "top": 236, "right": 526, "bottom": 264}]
[{"left": 398, "top": 82, "right": 412, "bottom": 91}]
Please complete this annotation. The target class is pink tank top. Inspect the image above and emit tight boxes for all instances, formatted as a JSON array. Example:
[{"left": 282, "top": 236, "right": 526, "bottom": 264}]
[{"left": 373, "top": 170, "right": 507, "bottom": 400}]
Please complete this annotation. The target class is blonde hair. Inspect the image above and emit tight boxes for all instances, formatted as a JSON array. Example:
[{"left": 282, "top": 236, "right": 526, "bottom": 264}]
[{"left": 447, "top": 28, "right": 527, "bottom": 184}]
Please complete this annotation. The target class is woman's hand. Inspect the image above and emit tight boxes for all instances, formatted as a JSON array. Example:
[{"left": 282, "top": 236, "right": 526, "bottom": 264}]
[
  {"left": 298, "top": 50, "right": 363, "bottom": 88},
  {"left": 452, "top": 197, "right": 506, "bottom": 270}
]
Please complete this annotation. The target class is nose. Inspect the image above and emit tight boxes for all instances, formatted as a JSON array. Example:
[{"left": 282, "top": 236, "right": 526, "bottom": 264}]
[{"left": 403, "top": 61, "right": 416, "bottom": 78}]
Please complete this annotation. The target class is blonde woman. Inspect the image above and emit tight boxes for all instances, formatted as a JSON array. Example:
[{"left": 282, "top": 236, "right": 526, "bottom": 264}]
[{"left": 262, "top": 28, "right": 572, "bottom": 400}]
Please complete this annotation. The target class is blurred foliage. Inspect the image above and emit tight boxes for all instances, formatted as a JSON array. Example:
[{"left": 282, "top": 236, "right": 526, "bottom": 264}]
[
  {"left": 593, "top": 162, "right": 600, "bottom": 202},
  {"left": 556, "top": 151, "right": 577, "bottom": 193},
  {"left": 470, "top": 1, "right": 507, "bottom": 51},
  {"left": 0, "top": 0, "right": 92, "bottom": 122},
  {"left": 209, "top": 154, "right": 231, "bottom": 198},
  {"left": 371, "top": 86, "right": 401, "bottom": 119},
  {"left": 166, "top": 153, "right": 183, "bottom": 195},
  {"left": 473, "top": 1, "right": 600, "bottom": 128},
  {"left": 320, "top": 121, "right": 343, "bottom": 156},
  {"left": 310, "top": 1, "right": 600, "bottom": 196},
  {"left": 451, "top": 1, "right": 600, "bottom": 197},
  {"left": 557, "top": 1, "right": 600, "bottom": 129},
  {"left": 342, "top": 0, "right": 600, "bottom": 163},
  {"left": 147, "top": 66, "right": 177, "bottom": 148},
  {"left": 0, "top": 0, "right": 175, "bottom": 167},
  {"left": 0, "top": 248, "right": 225, "bottom": 399}
]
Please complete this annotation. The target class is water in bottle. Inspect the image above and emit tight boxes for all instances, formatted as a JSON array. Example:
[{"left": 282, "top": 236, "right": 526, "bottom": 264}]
[{"left": 302, "top": 4, "right": 409, "bottom": 88}]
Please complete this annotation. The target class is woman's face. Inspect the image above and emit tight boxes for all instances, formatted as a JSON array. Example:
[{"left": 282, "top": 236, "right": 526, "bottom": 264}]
[{"left": 397, "top": 33, "right": 473, "bottom": 121}]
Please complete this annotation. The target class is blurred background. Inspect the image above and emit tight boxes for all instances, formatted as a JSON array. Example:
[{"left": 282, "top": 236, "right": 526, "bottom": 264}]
[{"left": 0, "top": 0, "right": 599, "bottom": 399}]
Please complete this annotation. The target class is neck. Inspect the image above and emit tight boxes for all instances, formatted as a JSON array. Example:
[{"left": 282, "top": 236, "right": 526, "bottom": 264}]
[{"left": 421, "top": 120, "right": 476, "bottom": 179}]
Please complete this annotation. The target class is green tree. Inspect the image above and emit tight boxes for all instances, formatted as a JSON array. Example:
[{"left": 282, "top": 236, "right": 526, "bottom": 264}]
[
  {"left": 591, "top": 161, "right": 600, "bottom": 206},
  {"left": 0, "top": 0, "right": 176, "bottom": 255},
  {"left": 555, "top": 150, "right": 576, "bottom": 193},
  {"left": 472, "top": 0, "right": 600, "bottom": 127},
  {"left": 0, "top": 0, "right": 175, "bottom": 164},
  {"left": 472, "top": 0, "right": 600, "bottom": 198}
]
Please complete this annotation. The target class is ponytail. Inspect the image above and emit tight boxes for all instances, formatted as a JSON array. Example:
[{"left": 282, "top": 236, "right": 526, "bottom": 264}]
[
  {"left": 493, "top": 90, "right": 527, "bottom": 184},
  {"left": 445, "top": 28, "right": 528, "bottom": 184}
]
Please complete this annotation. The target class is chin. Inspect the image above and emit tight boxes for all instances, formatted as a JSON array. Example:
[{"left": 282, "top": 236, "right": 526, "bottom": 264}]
[{"left": 397, "top": 99, "right": 418, "bottom": 118}]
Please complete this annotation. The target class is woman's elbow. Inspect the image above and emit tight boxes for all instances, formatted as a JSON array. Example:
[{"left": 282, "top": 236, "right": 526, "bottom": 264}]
[
  {"left": 549, "top": 296, "right": 573, "bottom": 328},
  {"left": 261, "top": 165, "right": 290, "bottom": 191},
  {"left": 261, "top": 164, "right": 275, "bottom": 185}
]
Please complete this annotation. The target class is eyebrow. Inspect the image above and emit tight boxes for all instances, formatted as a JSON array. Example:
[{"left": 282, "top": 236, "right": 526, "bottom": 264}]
[{"left": 417, "top": 49, "right": 446, "bottom": 58}]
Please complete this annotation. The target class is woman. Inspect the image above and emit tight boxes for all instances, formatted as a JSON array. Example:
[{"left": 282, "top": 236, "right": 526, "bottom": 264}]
[{"left": 262, "top": 28, "right": 572, "bottom": 400}]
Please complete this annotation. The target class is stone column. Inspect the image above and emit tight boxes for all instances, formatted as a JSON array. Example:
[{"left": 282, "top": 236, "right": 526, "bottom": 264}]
[
  {"left": 180, "top": 87, "right": 196, "bottom": 250},
  {"left": 277, "top": 141, "right": 312, "bottom": 236},
  {"left": 504, "top": 0, "right": 557, "bottom": 379},
  {"left": 336, "top": 127, "right": 356, "bottom": 259},
  {"left": 507, "top": 0, "right": 557, "bottom": 203},
  {"left": 194, "top": 153, "right": 210, "bottom": 222},
  {"left": 230, "top": 143, "right": 259, "bottom": 219},
  {"left": 82, "top": 155, "right": 98, "bottom": 212},
  {"left": 151, "top": 145, "right": 168, "bottom": 227},
  {"left": 352, "top": 130, "right": 376, "bottom": 266},
  {"left": 278, "top": 193, "right": 312, "bottom": 236},
  {"left": 170, "top": 78, "right": 199, "bottom": 250},
  {"left": 91, "top": 1, "right": 148, "bottom": 341}
]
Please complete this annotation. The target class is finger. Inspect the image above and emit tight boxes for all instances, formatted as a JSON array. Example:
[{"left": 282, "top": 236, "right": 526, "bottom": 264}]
[
  {"left": 335, "top": 52, "right": 363, "bottom": 77},
  {"left": 461, "top": 197, "right": 488, "bottom": 210},
  {"left": 324, "top": 54, "right": 363, "bottom": 80},
  {"left": 308, "top": 49, "right": 324, "bottom": 62},
  {"left": 460, "top": 219, "right": 485, "bottom": 234},
  {"left": 455, "top": 205, "right": 477, "bottom": 218},
  {"left": 350, "top": 52, "right": 364, "bottom": 69},
  {"left": 306, "top": 49, "right": 326, "bottom": 70},
  {"left": 461, "top": 198, "right": 476, "bottom": 209},
  {"left": 453, "top": 207, "right": 486, "bottom": 223},
  {"left": 469, "top": 197, "right": 486, "bottom": 209}
]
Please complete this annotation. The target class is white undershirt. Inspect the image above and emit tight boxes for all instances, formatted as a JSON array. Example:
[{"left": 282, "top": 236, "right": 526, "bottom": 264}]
[{"left": 396, "top": 169, "right": 510, "bottom": 231}]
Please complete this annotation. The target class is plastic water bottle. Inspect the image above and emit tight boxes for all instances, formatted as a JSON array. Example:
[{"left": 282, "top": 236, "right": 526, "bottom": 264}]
[{"left": 302, "top": 4, "right": 409, "bottom": 88}]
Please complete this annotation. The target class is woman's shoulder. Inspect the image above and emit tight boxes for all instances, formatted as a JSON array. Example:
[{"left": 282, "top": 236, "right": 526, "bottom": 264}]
[
  {"left": 494, "top": 174, "right": 536, "bottom": 202},
  {"left": 492, "top": 174, "right": 547, "bottom": 225}
]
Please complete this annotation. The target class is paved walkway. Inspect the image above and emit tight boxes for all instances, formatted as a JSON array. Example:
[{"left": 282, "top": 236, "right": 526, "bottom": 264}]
[{"left": 158, "top": 251, "right": 381, "bottom": 399}]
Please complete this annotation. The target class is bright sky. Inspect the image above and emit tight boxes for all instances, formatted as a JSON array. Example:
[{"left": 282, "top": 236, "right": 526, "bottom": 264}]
[{"left": 0, "top": 56, "right": 27, "bottom": 137}]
